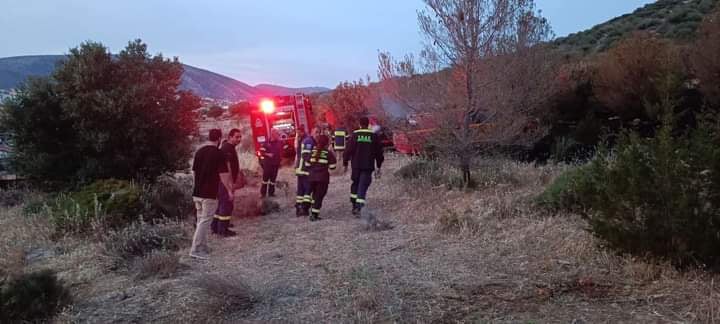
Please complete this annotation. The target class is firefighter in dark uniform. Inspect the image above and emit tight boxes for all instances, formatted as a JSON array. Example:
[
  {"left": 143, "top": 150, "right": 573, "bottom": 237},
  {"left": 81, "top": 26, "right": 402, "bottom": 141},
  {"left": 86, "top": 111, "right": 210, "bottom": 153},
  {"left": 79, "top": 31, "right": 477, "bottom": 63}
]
[
  {"left": 306, "top": 134, "right": 337, "bottom": 221},
  {"left": 343, "top": 116, "right": 384, "bottom": 215},
  {"left": 260, "top": 129, "right": 286, "bottom": 198},
  {"left": 332, "top": 124, "right": 348, "bottom": 164},
  {"left": 295, "top": 128, "right": 315, "bottom": 216}
]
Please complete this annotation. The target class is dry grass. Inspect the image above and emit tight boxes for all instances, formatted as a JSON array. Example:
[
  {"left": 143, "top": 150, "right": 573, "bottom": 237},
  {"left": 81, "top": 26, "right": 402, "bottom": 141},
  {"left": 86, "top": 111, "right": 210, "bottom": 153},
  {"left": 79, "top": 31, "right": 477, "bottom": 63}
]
[
  {"left": 132, "top": 250, "right": 184, "bottom": 280},
  {"left": 0, "top": 194, "right": 53, "bottom": 277},
  {"left": 192, "top": 274, "right": 258, "bottom": 320},
  {"left": 4, "top": 153, "right": 720, "bottom": 323}
]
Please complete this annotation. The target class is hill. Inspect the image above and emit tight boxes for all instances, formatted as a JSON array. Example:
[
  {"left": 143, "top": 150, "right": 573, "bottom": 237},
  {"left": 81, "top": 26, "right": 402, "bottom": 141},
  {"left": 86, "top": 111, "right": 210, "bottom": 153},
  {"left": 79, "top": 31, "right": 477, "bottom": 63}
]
[
  {"left": 0, "top": 55, "right": 329, "bottom": 100},
  {"left": 254, "top": 84, "right": 331, "bottom": 97},
  {"left": 554, "top": 0, "right": 719, "bottom": 55}
]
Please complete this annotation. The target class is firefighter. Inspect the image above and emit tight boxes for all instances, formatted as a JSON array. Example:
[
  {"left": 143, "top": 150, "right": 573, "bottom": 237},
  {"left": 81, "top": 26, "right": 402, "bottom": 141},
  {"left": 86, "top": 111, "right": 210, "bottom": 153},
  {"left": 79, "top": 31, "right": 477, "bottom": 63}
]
[
  {"left": 343, "top": 116, "right": 384, "bottom": 216},
  {"left": 294, "top": 127, "right": 315, "bottom": 216},
  {"left": 332, "top": 124, "right": 348, "bottom": 164},
  {"left": 259, "top": 129, "right": 286, "bottom": 198},
  {"left": 211, "top": 128, "right": 244, "bottom": 237},
  {"left": 306, "top": 134, "right": 337, "bottom": 221}
]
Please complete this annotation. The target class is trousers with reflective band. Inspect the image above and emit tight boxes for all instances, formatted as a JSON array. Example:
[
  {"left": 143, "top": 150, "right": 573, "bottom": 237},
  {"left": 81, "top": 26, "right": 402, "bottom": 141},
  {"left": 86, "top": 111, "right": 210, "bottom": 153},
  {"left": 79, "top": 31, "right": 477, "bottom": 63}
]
[{"left": 350, "top": 169, "right": 373, "bottom": 205}]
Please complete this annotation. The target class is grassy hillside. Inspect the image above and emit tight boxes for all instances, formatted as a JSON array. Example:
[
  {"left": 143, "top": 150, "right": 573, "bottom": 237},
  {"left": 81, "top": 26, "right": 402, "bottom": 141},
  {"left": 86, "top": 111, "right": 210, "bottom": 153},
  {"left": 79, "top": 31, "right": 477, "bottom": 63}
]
[
  {"left": 555, "top": 0, "right": 719, "bottom": 55},
  {"left": 0, "top": 55, "right": 329, "bottom": 100}
]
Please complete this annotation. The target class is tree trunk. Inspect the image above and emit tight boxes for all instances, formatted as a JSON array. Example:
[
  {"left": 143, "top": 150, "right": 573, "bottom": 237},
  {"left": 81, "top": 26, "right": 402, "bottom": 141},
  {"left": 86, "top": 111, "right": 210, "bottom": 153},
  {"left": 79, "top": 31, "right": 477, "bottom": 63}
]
[{"left": 462, "top": 62, "right": 475, "bottom": 188}]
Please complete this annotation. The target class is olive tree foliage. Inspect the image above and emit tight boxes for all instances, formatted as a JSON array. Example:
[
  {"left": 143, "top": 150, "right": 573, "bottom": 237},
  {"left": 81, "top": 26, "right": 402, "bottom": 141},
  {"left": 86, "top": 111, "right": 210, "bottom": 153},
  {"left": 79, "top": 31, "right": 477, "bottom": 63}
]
[
  {"left": 0, "top": 40, "right": 199, "bottom": 185},
  {"left": 379, "top": 0, "right": 554, "bottom": 185}
]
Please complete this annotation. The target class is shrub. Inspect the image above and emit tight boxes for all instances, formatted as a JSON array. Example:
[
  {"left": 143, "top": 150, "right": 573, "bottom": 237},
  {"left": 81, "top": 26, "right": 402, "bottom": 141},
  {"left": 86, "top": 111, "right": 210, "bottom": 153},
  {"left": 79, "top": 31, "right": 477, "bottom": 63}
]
[
  {"left": 593, "top": 33, "right": 686, "bottom": 125},
  {"left": 436, "top": 209, "right": 480, "bottom": 234},
  {"left": 0, "top": 189, "right": 26, "bottom": 207},
  {"left": 535, "top": 164, "right": 594, "bottom": 212},
  {"left": 394, "top": 159, "right": 441, "bottom": 180},
  {"left": 575, "top": 107, "right": 720, "bottom": 269},
  {"left": 46, "top": 179, "right": 143, "bottom": 235},
  {"left": 193, "top": 274, "right": 257, "bottom": 317},
  {"left": 22, "top": 193, "right": 49, "bottom": 216},
  {"left": 395, "top": 158, "right": 470, "bottom": 190},
  {"left": 102, "top": 221, "right": 187, "bottom": 269},
  {"left": 259, "top": 198, "right": 280, "bottom": 215},
  {"left": 0, "top": 39, "right": 199, "bottom": 185},
  {"left": 0, "top": 269, "right": 71, "bottom": 323},
  {"left": 132, "top": 250, "right": 183, "bottom": 280},
  {"left": 142, "top": 174, "right": 194, "bottom": 221}
]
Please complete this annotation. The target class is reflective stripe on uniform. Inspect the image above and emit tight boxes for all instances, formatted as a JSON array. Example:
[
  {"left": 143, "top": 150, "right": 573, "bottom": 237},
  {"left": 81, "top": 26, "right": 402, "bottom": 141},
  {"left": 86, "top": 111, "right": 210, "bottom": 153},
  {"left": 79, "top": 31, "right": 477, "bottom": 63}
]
[
  {"left": 350, "top": 194, "right": 358, "bottom": 199},
  {"left": 356, "top": 198, "right": 366, "bottom": 204},
  {"left": 296, "top": 196, "right": 304, "bottom": 203},
  {"left": 354, "top": 129, "right": 373, "bottom": 133},
  {"left": 329, "top": 164, "right": 336, "bottom": 170},
  {"left": 214, "top": 215, "right": 231, "bottom": 221},
  {"left": 310, "top": 208, "right": 321, "bottom": 213}
]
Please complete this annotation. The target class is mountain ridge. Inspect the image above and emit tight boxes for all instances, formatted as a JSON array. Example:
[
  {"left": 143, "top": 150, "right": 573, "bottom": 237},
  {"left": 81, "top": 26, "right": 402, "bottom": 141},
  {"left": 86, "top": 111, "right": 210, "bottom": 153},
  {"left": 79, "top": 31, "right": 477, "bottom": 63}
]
[{"left": 0, "top": 55, "right": 330, "bottom": 101}]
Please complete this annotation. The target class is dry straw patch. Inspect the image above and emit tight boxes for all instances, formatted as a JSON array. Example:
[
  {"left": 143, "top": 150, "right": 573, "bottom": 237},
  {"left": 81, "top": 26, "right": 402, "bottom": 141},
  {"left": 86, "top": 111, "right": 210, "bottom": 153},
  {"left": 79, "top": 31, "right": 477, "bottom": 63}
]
[
  {"left": 0, "top": 197, "right": 53, "bottom": 277},
  {"left": 386, "top": 156, "right": 720, "bottom": 322}
]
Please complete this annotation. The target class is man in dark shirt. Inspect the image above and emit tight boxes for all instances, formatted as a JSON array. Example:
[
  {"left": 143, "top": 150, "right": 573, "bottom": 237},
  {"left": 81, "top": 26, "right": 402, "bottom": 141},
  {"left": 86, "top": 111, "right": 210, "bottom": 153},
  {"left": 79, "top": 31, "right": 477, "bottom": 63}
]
[
  {"left": 343, "top": 117, "right": 384, "bottom": 216},
  {"left": 211, "top": 128, "right": 244, "bottom": 237},
  {"left": 190, "top": 128, "right": 233, "bottom": 260}
]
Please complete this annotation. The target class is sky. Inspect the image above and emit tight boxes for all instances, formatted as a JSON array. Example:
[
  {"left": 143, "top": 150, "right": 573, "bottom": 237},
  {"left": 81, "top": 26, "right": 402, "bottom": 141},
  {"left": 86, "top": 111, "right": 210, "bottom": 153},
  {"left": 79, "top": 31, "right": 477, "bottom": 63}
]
[{"left": 1, "top": 0, "right": 655, "bottom": 88}]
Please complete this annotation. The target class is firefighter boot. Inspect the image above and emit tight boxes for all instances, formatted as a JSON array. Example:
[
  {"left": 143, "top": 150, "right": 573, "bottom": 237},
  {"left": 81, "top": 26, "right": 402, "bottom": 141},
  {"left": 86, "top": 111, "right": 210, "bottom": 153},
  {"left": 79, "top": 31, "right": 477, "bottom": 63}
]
[
  {"left": 310, "top": 211, "right": 322, "bottom": 221},
  {"left": 295, "top": 204, "right": 303, "bottom": 217},
  {"left": 217, "top": 220, "right": 237, "bottom": 237},
  {"left": 351, "top": 203, "right": 361, "bottom": 217}
]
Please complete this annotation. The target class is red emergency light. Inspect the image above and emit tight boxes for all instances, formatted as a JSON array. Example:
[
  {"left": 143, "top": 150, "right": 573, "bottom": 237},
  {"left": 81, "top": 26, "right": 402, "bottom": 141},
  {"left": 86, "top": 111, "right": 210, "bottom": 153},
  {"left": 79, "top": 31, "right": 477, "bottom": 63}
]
[{"left": 260, "top": 99, "right": 275, "bottom": 114}]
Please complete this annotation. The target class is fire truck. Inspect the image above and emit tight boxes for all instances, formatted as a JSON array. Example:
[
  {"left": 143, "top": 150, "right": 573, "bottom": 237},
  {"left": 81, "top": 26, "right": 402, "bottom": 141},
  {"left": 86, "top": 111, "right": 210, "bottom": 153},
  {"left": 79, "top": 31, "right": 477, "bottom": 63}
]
[{"left": 248, "top": 93, "right": 315, "bottom": 162}]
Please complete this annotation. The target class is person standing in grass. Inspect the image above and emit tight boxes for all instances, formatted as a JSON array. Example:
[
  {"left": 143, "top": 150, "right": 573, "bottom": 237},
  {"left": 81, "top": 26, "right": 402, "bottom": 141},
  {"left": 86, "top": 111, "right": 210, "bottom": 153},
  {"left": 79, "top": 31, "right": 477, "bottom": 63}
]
[
  {"left": 190, "top": 128, "right": 233, "bottom": 260},
  {"left": 306, "top": 134, "right": 337, "bottom": 221},
  {"left": 211, "top": 128, "right": 243, "bottom": 237}
]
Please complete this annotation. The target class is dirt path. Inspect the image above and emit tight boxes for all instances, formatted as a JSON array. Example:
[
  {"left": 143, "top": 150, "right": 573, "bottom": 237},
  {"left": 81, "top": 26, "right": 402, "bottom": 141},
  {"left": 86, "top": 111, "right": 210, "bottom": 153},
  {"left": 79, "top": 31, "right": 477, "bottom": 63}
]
[
  {"left": 186, "top": 158, "right": 426, "bottom": 322},
  {"left": 175, "top": 155, "right": 713, "bottom": 323}
]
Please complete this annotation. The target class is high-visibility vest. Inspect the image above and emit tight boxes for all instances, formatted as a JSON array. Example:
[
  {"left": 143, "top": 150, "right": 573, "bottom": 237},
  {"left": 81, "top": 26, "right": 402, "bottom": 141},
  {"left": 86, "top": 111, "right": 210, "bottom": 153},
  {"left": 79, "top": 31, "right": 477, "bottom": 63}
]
[{"left": 333, "top": 129, "right": 347, "bottom": 149}]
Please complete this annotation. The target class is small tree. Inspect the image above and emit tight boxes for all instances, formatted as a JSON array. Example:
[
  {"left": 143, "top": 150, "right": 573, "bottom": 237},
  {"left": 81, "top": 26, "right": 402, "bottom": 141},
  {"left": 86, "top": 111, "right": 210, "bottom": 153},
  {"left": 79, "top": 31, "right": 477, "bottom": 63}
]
[
  {"left": 381, "top": 0, "right": 552, "bottom": 185},
  {"left": 593, "top": 32, "right": 686, "bottom": 123},
  {"left": 207, "top": 105, "right": 224, "bottom": 118},
  {"left": 690, "top": 8, "right": 720, "bottom": 107},
  {"left": 330, "top": 79, "right": 372, "bottom": 128},
  {"left": 0, "top": 40, "right": 199, "bottom": 185},
  {"left": 228, "top": 101, "right": 251, "bottom": 116}
]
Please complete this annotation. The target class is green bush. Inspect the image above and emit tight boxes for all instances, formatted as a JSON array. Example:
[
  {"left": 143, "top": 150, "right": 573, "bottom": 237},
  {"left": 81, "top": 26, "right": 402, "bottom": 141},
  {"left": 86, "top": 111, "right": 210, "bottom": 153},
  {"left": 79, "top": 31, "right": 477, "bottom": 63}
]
[
  {"left": 46, "top": 179, "right": 143, "bottom": 235},
  {"left": 22, "top": 193, "right": 49, "bottom": 216},
  {"left": 142, "top": 174, "right": 194, "bottom": 220},
  {"left": 535, "top": 164, "right": 594, "bottom": 212},
  {"left": 0, "top": 40, "right": 199, "bottom": 185},
  {"left": 0, "top": 269, "right": 71, "bottom": 323},
  {"left": 102, "top": 221, "right": 187, "bottom": 269},
  {"left": 574, "top": 110, "right": 720, "bottom": 269}
]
